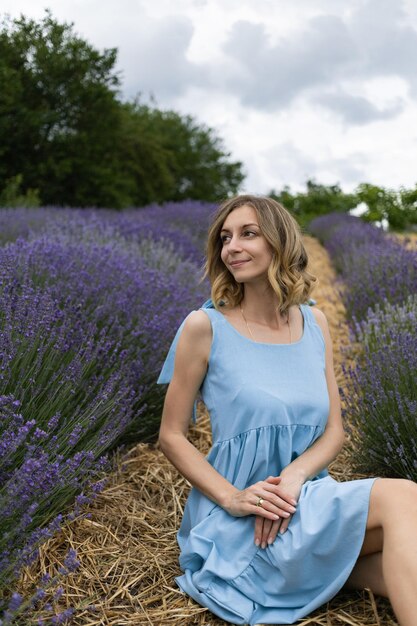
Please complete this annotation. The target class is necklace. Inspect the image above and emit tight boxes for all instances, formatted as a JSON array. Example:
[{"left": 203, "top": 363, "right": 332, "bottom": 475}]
[{"left": 240, "top": 304, "right": 291, "bottom": 344}]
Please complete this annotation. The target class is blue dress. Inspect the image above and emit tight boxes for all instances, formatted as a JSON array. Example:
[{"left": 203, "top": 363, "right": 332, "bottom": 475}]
[{"left": 157, "top": 300, "right": 378, "bottom": 625}]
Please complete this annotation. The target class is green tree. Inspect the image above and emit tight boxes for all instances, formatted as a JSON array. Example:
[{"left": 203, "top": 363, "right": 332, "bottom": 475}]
[
  {"left": 398, "top": 186, "right": 417, "bottom": 229},
  {"left": 0, "top": 174, "right": 40, "bottom": 207},
  {"left": 270, "top": 179, "right": 357, "bottom": 228},
  {"left": 355, "top": 183, "right": 391, "bottom": 223},
  {"left": 0, "top": 12, "right": 245, "bottom": 207},
  {"left": 356, "top": 183, "right": 416, "bottom": 231},
  {"left": 0, "top": 11, "right": 133, "bottom": 207},
  {"left": 119, "top": 100, "right": 245, "bottom": 205}
]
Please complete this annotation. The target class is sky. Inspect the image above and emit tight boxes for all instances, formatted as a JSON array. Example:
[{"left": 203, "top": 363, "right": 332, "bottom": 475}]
[{"left": 2, "top": 0, "right": 417, "bottom": 195}]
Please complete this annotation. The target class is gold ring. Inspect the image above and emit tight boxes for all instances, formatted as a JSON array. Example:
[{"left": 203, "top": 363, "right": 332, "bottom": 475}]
[{"left": 256, "top": 497, "right": 264, "bottom": 507}]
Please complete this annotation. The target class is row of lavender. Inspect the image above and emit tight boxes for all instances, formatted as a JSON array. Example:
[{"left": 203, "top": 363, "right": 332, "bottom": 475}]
[
  {"left": 309, "top": 214, "right": 417, "bottom": 481},
  {"left": 0, "top": 203, "right": 212, "bottom": 608}
]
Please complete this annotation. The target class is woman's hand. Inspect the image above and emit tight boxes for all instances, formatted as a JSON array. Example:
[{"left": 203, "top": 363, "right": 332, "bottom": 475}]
[
  {"left": 223, "top": 476, "right": 297, "bottom": 522},
  {"left": 254, "top": 475, "right": 303, "bottom": 548}
]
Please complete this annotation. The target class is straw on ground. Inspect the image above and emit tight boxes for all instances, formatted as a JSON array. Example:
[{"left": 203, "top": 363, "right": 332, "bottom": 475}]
[{"left": 19, "top": 235, "right": 398, "bottom": 626}]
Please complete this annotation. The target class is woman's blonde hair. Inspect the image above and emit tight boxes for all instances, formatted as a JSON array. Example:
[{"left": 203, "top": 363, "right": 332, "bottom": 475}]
[{"left": 203, "top": 194, "right": 317, "bottom": 315}]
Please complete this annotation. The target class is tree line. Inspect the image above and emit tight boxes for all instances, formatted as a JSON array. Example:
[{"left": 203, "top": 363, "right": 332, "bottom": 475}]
[
  {"left": 270, "top": 180, "right": 417, "bottom": 231},
  {"left": 1, "top": 11, "right": 416, "bottom": 230},
  {"left": 0, "top": 11, "right": 244, "bottom": 208}
]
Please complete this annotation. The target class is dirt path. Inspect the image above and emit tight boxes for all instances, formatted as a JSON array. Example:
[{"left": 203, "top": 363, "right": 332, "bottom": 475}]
[
  {"left": 390, "top": 231, "right": 417, "bottom": 251},
  {"left": 19, "top": 236, "right": 397, "bottom": 625}
]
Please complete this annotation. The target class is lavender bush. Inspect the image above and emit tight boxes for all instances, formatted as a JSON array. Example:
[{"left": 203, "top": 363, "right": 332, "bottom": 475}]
[
  {"left": 0, "top": 548, "right": 80, "bottom": 625},
  {"left": 0, "top": 202, "right": 211, "bottom": 610},
  {"left": 341, "top": 240, "right": 417, "bottom": 323},
  {"left": 0, "top": 200, "right": 215, "bottom": 266},
  {"left": 309, "top": 212, "right": 417, "bottom": 480},
  {"left": 341, "top": 295, "right": 417, "bottom": 480},
  {"left": 309, "top": 213, "right": 417, "bottom": 322},
  {"left": 0, "top": 208, "right": 56, "bottom": 246},
  {"left": 12, "top": 234, "right": 208, "bottom": 436}
]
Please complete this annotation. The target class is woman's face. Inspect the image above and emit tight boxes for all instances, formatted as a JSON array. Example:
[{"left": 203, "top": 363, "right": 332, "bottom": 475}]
[{"left": 220, "top": 205, "right": 274, "bottom": 284}]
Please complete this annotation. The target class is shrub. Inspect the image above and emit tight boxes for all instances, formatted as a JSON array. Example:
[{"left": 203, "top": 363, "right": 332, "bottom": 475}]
[
  {"left": 309, "top": 212, "right": 417, "bottom": 322},
  {"left": 341, "top": 295, "right": 417, "bottom": 480},
  {"left": 0, "top": 204, "right": 211, "bottom": 601},
  {"left": 0, "top": 175, "right": 40, "bottom": 209}
]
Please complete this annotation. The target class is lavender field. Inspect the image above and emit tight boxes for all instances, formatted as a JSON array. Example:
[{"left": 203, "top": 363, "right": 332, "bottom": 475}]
[
  {"left": 309, "top": 214, "right": 417, "bottom": 482},
  {"left": 0, "top": 204, "right": 416, "bottom": 624},
  {"left": 0, "top": 202, "right": 214, "bottom": 618}
]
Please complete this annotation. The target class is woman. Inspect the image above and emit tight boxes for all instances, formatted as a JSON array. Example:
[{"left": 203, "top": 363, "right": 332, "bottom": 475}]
[{"left": 157, "top": 194, "right": 417, "bottom": 626}]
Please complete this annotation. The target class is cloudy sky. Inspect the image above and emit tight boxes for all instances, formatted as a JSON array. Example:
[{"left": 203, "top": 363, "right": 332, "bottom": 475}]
[{"left": 3, "top": 0, "right": 417, "bottom": 194}]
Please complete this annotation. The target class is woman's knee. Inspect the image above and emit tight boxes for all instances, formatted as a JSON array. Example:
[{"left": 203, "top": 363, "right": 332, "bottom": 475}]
[
  {"left": 389, "top": 478, "right": 417, "bottom": 502},
  {"left": 367, "top": 478, "right": 417, "bottom": 529}
]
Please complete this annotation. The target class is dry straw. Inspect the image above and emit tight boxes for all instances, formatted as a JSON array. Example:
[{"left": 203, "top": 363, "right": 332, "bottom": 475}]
[
  {"left": 391, "top": 231, "right": 417, "bottom": 252},
  {"left": 18, "top": 236, "right": 397, "bottom": 625}
]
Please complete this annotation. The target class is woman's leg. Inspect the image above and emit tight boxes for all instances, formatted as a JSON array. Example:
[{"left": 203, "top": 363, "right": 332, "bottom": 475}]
[
  {"left": 346, "top": 478, "right": 417, "bottom": 625},
  {"left": 344, "top": 526, "right": 386, "bottom": 595},
  {"left": 344, "top": 552, "right": 387, "bottom": 597}
]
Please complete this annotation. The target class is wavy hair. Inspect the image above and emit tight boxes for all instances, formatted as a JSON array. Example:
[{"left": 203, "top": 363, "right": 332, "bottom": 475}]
[{"left": 203, "top": 194, "right": 318, "bottom": 315}]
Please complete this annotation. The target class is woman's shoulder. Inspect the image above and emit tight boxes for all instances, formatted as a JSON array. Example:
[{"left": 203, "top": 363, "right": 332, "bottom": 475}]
[
  {"left": 309, "top": 304, "right": 326, "bottom": 325},
  {"left": 181, "top": 309, "right": 213, "bottom": 343},
  {"left": 308, "top": 305, "right": 329, "bottom": 329}
]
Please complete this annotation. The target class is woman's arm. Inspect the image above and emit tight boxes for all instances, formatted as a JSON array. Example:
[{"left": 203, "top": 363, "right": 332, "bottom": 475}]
[{"left": 158, "top": 310, "right": 297, "bottom": 521}]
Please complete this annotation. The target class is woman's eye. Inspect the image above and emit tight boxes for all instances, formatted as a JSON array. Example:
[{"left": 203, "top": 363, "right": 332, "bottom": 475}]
[{"left": 221, "top": 230, "right": 258, "bottom": 243}]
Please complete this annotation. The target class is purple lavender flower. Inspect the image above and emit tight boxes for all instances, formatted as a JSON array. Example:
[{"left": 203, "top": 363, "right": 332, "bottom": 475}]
[
  {"left": 342, "top": 296, "right": 417, "bottom": 479},
  {"left": 0, "top": 201, "right": 211, "bottom": 599},
  {"left": 7, "top": 592, "right": 22, "bottom": 612},
  {"left": 310, "top": 213, "right": 417, "bottom": 480},
  {"left": 309, "top": 212, "right": 417, "bottom": 322},
  {"left": 51, "top": 607, "right": 74, "bottom": 624},
  {"left": 63, "top": 549, "right": 79, "bottom": 573}
]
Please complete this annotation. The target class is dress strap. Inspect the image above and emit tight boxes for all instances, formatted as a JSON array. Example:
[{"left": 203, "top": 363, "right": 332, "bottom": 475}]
[
  {"left": 300, "top": 300, "right": 326, "bottom": 351},
  {"left": 300, "top": 300, "right": 315, "bottom": 326}
]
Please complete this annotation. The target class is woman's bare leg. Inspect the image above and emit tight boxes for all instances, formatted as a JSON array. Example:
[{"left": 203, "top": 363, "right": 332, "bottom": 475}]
[
  {"left": 344, "top": 552, "right": 387, "bottom": 597},
  {"left": 344, "top": 526, "right": 386, "bottom": 595},
  {"left": 347, "top": 478, "right": 417, "bottom": 625}
]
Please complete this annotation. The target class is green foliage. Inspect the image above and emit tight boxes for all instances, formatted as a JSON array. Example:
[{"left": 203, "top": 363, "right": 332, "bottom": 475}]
[
  {"left": 116, "top": 101, "right": 244, "bottom": 206},
  {"left": 356, "top": 183, "right": 417, "bottom": 231},
  {"left": 0, "top": 174, "right": 40, "bottom": 208},
  {"left": 271, "top": 179, "right": 417, "bottom": 232},
  {"left": 270, "top": 179, "right": 358, "bottom": 229},
  {"left": 0, "top": 12, "right": 245, "bottom": 208},
  {"left": 0, "top": 11, "right": 126, "bottom": 207},
  {"left": 398, "top": 187, "right": 417, "bottom": 228},
  {"left": 355, "top": 183, "right": 389, "bottom": 223}
]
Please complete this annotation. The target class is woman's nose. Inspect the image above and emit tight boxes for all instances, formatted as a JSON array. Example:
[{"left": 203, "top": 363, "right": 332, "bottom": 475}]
[{"left": 228, "top": 235, "right": 243, "bottom": 251}]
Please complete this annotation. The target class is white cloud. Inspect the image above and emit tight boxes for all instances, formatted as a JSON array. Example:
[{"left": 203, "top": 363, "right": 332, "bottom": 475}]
[
  {"left": 313, "top": 90, "right": 405, "bottom": 125},
  {"left": 1, "top": 0, "right": 417, "bottom": 193}
]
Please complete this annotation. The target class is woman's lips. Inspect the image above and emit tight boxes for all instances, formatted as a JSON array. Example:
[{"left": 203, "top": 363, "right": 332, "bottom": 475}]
[{"left": 229, "top": 260, "right": 249, "bottom": 268}]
